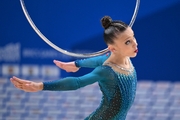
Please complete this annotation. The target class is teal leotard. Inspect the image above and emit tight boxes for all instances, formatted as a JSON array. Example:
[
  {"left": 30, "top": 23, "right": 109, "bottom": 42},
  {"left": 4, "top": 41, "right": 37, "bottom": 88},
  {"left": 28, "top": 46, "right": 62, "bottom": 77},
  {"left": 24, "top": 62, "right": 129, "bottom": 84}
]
[{"left": 43, "top": 53, "right": 137, "bottom": 120}]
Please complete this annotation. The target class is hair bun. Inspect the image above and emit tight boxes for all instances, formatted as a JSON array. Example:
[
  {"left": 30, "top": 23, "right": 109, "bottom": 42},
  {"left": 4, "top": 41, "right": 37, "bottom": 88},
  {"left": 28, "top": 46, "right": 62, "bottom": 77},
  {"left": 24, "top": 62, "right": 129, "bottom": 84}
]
[{"left": 101, "top": 16, "right": 112, "bottom": 29}]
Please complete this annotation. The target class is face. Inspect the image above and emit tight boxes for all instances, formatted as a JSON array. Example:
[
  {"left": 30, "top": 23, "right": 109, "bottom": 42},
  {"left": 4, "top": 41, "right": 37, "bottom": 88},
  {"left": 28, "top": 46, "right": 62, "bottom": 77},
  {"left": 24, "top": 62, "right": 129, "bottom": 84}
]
[{"left": 108, "top": 27, "right": 138, "bottom": 58}]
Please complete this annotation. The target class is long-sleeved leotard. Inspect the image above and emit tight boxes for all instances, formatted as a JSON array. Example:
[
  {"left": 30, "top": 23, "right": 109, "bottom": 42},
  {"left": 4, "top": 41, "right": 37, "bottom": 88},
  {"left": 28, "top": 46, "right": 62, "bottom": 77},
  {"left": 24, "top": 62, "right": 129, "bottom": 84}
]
[
  {"left": 43, "top": 53, "right": 137, "bottom": 120},
  {"left": 75, "top": 53, "right": 111, "bottom": 68}
]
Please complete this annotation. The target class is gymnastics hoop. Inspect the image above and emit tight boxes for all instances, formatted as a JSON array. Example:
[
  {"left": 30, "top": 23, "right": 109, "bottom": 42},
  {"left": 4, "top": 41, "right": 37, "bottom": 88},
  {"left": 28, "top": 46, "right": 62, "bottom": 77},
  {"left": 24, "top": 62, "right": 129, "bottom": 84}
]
[{"left": 20, "top": 0, "right": 140, "bottom": 58}]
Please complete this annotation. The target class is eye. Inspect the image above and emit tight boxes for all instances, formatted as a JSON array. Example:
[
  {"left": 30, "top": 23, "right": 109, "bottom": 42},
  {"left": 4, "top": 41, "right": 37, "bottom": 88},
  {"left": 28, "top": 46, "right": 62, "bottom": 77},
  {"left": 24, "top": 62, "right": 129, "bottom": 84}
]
[{"left": 125, "top": 40, "right": 131, "bottom": 45}]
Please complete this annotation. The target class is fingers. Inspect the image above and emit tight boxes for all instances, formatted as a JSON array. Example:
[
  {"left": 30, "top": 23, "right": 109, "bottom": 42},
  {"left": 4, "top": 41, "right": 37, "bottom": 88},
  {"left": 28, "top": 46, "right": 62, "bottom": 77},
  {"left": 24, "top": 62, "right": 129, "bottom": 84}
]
[
  {"left": 54, "top": 60, "right": 64, "bottom": 66},
  {"left": 53, "top": 60, "right": 62, "bottom": 64},
  {"left": 53, "top": 60, "right": 79, "bottom": 72},
  {"left": 14, "top": 83, "right": 22, "bottom": 89},
  {"left": 10, "top": 76, "right": 31, "bottom": 91},
  {"left": 53, "top": 60, "right": 66, "bottom": 70},
  {"left": 10, "top": 77, "right": 21, "bottom": 86},
  {"left": 54, "top": 60, "right": 63, "bottom": 67},
  {"left": 10, "top": 76, "right": 31, "bottom": 84},
  {"left": 11, "top": 80, "right": 36, "bottom": 92},
  {"left": 11, "top": 79, "right": 25, "bottom": 90},
  {"left": 53, "top": 60, "right": 59, "bottom": 63}
]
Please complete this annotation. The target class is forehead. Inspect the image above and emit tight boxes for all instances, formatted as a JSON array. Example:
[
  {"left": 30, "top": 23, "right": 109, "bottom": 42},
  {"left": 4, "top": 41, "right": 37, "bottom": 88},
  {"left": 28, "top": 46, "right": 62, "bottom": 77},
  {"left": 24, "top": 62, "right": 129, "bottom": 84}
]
[{"left": 117, "top": 27, "right": 134, "bottom": 40}]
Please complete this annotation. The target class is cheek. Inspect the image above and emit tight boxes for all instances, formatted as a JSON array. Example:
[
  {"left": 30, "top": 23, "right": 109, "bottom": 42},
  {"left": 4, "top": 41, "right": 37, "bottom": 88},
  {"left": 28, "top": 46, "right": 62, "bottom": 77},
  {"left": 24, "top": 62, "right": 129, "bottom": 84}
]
[
  {"left": 118, "top": 48, "right": 130, "bottom": 55},
  {"left": 116, "top": 44, "right": 133, "bottom": 55},
  {"left": 121, "top": 47, "right": 134, "bottom": 55},
  {"left": 125, "top": 50, "right": 132, "bottom": 55},
  {"left": 121, "top": 45, "right": 131, "bottom": 51}
]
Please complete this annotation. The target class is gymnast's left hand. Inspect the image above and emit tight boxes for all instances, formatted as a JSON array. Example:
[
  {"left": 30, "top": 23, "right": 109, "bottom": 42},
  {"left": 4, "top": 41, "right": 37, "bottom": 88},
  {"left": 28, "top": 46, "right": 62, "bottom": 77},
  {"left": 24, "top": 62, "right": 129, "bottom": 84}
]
[
  {"left": 53, "top": 60, "right": 80, "bottom": 72},
  {"left": 10, "top": 76, "right": 43, "bottom": 92}
]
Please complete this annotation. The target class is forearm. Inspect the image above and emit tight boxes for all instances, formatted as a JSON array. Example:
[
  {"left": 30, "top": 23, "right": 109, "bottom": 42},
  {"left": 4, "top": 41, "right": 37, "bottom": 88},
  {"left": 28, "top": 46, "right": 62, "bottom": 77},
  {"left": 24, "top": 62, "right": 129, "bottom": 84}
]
[
  {"left": 42, "top": 77, "right": 80, "bottom": 91},
  {"left": 75, "top": 53, "right": 110, "bottom": 68}
]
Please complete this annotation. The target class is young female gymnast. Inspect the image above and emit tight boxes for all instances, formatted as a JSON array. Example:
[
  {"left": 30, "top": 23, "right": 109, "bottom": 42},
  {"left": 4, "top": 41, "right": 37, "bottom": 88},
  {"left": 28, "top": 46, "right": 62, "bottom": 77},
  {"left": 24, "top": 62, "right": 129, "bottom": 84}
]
[{"left": 10, "top": 16, "right": 138, "bottom": 120}]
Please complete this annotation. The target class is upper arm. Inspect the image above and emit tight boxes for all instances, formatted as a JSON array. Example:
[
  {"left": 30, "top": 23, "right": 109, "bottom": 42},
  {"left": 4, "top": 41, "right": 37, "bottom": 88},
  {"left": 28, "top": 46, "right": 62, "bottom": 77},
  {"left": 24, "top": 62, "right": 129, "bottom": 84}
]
[
  {"left": 76, "top": 66, "right": 106, "bottom": 88},
  {"left": 77, "top": 65, "right": 116, "bottom": 87}
]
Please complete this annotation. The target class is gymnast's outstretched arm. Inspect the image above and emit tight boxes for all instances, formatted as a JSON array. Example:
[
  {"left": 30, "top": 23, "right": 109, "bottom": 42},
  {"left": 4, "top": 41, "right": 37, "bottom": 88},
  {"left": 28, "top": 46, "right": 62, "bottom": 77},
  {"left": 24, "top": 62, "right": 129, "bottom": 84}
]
[
  {"left": 10, "top": 66, "right": 111, "bottom": 92},
  {"left": 54, "top": 53, "right": 110, "bottom": 72}
]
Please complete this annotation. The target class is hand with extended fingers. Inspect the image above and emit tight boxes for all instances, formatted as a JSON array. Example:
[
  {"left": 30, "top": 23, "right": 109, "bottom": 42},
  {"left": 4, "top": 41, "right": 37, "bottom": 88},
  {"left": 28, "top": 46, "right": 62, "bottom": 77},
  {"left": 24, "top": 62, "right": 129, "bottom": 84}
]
[
  {"left": 10, "top": 76, "right": 43, "bottom": 92},
  {"left": 53, "top": 60, "right": 80, "bottom": 72}
]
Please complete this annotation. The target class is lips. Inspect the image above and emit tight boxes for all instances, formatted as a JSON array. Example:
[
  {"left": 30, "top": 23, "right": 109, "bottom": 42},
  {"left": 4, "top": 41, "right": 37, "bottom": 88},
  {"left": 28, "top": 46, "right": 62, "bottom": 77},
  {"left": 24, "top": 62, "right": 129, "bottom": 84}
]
[{"left": 134, "top": 49, "right": 138, "bottom": 53}]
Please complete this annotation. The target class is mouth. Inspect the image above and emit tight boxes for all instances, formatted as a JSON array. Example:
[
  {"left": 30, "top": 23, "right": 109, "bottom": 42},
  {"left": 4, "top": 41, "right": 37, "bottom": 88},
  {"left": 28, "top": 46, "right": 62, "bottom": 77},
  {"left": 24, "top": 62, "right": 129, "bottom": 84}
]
[{"left": 134, "top": 49, "right": 138, "bottom": 53}]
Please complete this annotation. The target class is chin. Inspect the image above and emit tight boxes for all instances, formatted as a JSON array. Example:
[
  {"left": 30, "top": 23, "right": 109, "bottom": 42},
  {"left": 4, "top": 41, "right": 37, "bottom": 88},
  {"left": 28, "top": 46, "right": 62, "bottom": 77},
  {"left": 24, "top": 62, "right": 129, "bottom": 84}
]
[{"left": 130, "top": 53, "right": 138, "bottom": 58}]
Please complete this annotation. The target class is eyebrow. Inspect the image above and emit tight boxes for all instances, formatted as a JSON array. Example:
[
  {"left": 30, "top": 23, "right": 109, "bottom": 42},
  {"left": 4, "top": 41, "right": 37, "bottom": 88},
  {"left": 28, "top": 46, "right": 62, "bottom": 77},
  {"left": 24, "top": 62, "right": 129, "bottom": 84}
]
[
  {"left": 122, "top": 29, "right": 134, "bottom": 41},
  {"left": 124, "top": 35, "right": 134, "bottom": 41}
]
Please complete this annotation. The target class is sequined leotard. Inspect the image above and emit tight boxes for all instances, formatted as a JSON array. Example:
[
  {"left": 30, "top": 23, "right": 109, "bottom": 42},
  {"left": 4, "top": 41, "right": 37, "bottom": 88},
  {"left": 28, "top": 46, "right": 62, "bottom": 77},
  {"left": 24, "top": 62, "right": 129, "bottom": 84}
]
[{"left": 43, "top": 53, "right": 137, "bottom": 120}]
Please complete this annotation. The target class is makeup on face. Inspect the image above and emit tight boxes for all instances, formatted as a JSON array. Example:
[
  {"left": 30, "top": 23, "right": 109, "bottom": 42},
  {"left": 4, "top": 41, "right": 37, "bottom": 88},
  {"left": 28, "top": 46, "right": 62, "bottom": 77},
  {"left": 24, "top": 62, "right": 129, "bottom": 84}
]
[{"left": 134, "top": 49, "right": 138, "bottom": 53}]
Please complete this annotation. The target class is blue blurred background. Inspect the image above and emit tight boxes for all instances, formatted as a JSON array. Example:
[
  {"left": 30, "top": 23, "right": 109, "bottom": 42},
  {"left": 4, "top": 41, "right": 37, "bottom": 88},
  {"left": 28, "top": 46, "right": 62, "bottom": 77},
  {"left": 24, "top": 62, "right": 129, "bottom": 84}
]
[
  {"left": 1, "top": 0, "right": 180, "bottom": 80},
  {"left": 0, "top": 0, "right": 180, "bottom": 120}
]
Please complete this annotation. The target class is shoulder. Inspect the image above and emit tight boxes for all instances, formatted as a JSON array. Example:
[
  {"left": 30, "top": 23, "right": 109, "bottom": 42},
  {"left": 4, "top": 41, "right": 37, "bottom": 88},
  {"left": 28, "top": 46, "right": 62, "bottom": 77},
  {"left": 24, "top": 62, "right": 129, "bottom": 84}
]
[
  {"left": 93, "top": 65, "right": 111, "bottom": 73},
  {"left": 92, "top": 65, "right": 117, "bottom": 79}
]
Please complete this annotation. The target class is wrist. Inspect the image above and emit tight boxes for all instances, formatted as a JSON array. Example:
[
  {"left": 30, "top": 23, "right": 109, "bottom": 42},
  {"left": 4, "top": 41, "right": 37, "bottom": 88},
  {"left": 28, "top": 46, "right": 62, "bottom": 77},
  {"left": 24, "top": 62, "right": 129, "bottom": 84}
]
[{"left": 38, "top": 82, "right": 43, "bottom": 90}]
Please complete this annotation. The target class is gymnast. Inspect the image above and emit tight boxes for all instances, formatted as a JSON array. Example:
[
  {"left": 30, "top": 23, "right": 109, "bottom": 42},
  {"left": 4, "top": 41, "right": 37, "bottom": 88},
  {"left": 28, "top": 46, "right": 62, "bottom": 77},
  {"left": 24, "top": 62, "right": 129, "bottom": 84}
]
[{"left": 10, "top": 16, "right": 138, "bottom": 120}]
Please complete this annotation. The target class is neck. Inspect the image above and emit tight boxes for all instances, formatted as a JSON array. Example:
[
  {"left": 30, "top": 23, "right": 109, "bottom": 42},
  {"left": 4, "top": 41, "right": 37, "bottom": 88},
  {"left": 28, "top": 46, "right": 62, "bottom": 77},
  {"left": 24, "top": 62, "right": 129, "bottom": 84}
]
[{"left": 106, "top": 53, "right": 130, "bottom": 67}]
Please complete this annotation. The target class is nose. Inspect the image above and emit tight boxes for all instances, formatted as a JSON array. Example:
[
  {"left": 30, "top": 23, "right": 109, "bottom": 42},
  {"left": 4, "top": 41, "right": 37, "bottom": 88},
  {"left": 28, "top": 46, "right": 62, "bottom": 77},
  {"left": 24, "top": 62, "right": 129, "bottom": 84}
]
[
  {"left": 135, "top": 41, "right": 138, "bottom": 47},
  {"left": 133, "top": 38, "right": 138, "bottom": 47}
]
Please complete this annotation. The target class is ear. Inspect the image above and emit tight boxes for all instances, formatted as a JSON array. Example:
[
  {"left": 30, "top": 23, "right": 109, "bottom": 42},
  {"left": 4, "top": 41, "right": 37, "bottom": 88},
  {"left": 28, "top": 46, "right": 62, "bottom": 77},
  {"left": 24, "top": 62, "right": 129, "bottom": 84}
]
[{"left": 108, "top": 45, "right": 116, "bottom": 52}]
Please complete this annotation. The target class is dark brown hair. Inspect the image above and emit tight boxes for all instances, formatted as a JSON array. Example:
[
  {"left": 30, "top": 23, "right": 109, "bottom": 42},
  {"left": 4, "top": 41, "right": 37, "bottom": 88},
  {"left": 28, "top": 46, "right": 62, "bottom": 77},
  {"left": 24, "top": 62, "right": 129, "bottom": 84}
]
[{"left": 101, "top": 16, "right": 128, "bottom": 44}]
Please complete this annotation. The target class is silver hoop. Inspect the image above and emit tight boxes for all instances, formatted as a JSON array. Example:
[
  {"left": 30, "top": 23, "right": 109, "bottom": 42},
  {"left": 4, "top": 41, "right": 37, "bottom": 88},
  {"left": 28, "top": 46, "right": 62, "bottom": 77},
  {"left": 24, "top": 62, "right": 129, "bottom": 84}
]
[{"left": 20, "top": 0, "right": 140, "bottom": 58}]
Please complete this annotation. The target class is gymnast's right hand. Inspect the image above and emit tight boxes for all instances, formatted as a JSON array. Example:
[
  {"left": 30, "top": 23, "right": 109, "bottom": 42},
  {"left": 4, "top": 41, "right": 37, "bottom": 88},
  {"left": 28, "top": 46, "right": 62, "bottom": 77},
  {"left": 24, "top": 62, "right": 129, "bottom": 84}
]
[
  {"left": 53, "top": 60, "right": 80, "bottom": 72},
  {"left": 10, "top": 76, "right": 43, "bottom": 92}
]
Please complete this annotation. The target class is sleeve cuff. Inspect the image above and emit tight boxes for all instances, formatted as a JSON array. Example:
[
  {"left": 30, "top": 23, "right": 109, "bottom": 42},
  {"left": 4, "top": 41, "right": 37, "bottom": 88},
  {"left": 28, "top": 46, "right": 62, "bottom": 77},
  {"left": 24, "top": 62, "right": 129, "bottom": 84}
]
[{"left": 74, "top": 60, "right": 80, "bottom": 68}]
